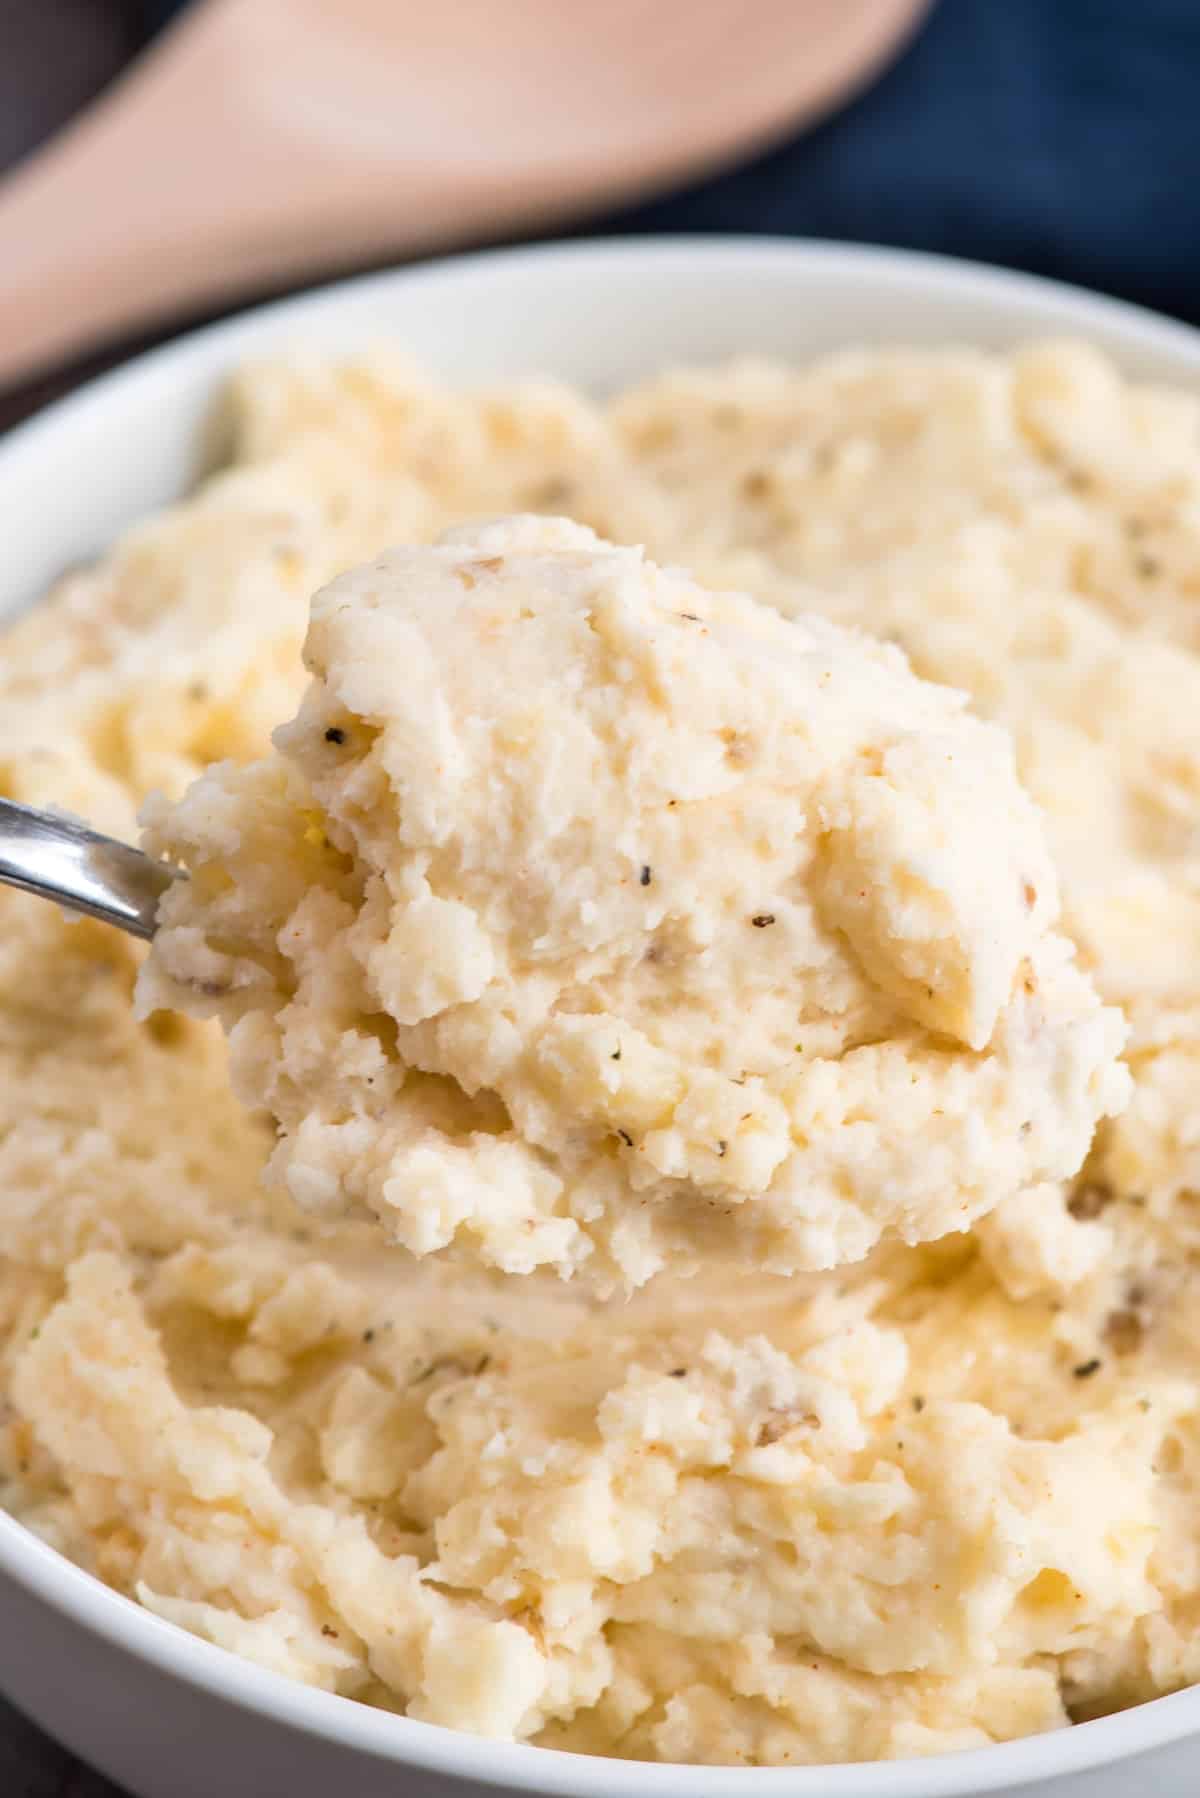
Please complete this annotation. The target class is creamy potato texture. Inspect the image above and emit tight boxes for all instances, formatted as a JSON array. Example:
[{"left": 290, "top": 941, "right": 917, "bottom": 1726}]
[
  {"left": 138, "top": 515, "right": 1124, "bottom": 1288},
  {"left": 4, "top": 341, "right": 1200, "bottom": 1764}
]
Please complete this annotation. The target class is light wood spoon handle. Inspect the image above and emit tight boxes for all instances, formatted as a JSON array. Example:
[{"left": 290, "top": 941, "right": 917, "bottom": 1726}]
[
  {"left": 0, "top": 0, "right": 929, "bottom": 392},
  {"left": 0, "top": 1, "right": 458, "bottom": 388}
]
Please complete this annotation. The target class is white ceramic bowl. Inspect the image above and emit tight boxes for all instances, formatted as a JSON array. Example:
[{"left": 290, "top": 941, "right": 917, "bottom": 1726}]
[{"left": 3, "top": 238, "right": 1200, "bottom": 1798}]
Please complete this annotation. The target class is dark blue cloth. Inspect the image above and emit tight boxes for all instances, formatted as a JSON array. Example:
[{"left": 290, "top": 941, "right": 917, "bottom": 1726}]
[
  {"left": 141, "top": 0, "right": 1200, "bottom": 323},
  {"left": 588, "top": 0, "right": 1200, "bottom": 326}
]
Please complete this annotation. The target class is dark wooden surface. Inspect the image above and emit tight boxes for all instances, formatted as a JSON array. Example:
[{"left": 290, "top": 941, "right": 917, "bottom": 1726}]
[{"left": 0, "top": 1698, "right": 124, "bottom": 1798}]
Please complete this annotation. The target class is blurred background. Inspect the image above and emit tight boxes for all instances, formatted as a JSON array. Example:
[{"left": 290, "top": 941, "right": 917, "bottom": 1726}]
[
  {"left": 1, "top": 0, "right": 1198, "bottom": 1789},
  {"left": 2, "top": 0, "right": 1198, "bottom": 437}
]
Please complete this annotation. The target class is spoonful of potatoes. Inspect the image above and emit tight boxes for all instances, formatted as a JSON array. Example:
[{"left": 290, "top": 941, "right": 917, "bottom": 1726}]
[{"left": 0, "top": 520, "right": 1129, "bottom": 1290}]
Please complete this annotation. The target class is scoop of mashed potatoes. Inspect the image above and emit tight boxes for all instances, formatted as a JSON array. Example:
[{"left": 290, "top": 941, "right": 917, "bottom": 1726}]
[
  {"left": 11, "top": 340, "right": 1200, "bottom": 1769},
  {"left": 137, "top": 515, "right": 1127, "bottom": 1287}
]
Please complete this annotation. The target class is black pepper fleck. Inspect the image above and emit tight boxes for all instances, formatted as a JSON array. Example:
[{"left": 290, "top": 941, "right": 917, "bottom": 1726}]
[
  {"left": 751, "top": 913, "right": 776, "bottom": 928},
  {"left": 911, "top": 1395, "right": 925, "bottom": 1413},
  {"left": 324, "top": 727, "right": 346, "bottom": 744},
  {"left": 362, "top": 1328, "right": 376, "bottom": 1344},
  {"left": 679, "top": 613, "right": 701, "bottom": 623},
  {"left": 1073, "top": 1358, "right": 1102, "bottom": 1380},
  {"left": 717, "top": 1140, "right": 728, "bottom": 1158},
  {"left": 669, "top": 1367, "right": 688, "bottom": 1378},
  {"left": 640, "top": 865, "right": 652, "bottom": 886},
  {"left": 611, "top": 1046, "right": 622, "bottom": 1061},
  {"left": 617, "top": 1128, "right": 633, "bottom": 1147},
  {"left": 1068, "top": 1180, "right": 1113, "bottom": 1221},
  {"left": 1103, "top": 1309, "right": 1144, "bottom": 1356}
]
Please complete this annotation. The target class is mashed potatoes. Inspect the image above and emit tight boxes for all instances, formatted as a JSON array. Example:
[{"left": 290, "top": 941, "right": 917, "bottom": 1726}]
[
  {"left": 4, "top": 340, "right": 1200, "bottom": 1765},
  {"left": 138, "top": 515, "right": 1124, "bottom": 1288}
]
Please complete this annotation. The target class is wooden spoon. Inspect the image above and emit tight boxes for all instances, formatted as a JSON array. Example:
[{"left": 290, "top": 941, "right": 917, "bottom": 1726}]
[{"left": 0, "top": 0, "right": 926, "bottom": 391}]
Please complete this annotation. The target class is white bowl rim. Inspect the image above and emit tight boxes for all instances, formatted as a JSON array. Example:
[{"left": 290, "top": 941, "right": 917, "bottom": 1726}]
[{"left": 3, "top": 232, "right": 1200, "bottom": 1794}]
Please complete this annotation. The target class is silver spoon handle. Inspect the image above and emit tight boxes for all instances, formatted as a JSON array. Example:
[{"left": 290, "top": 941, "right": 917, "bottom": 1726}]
[{"left": 0, "top": 798, "right": 179, "bottom": 940}]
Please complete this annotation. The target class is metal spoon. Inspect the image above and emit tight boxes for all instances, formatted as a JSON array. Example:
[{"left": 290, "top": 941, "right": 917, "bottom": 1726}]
[{"left": 0, "top": 798, "right": 179, "bottom": 940}]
